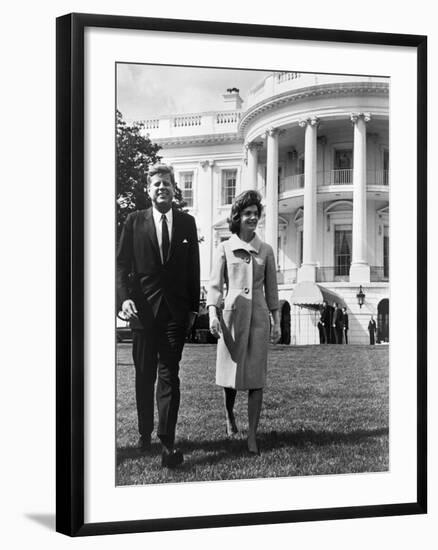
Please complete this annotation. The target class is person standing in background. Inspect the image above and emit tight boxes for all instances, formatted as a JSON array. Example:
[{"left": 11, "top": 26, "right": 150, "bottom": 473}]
[
  {"left": 332, "top": 302, "right": 344, "bottom": 344},
  {"left": 317, "top": 313, "right": 325, "bottom": 344},
  {"left": 342, "top": 307, "right": 349, "bottom": 344},
  {"left": 368, "top": 315, "right": 377, "bottom": 345},
  {"left": 320, "top": 301, "right": 330, "bottom": 344}
]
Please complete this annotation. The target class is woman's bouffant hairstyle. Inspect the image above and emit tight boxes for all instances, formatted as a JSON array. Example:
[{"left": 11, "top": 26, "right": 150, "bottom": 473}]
[{"left": 228, "top": 190, "right": 263, "bottom": 234}]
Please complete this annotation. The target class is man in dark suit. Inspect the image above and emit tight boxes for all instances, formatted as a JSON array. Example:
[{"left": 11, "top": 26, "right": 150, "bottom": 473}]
[
  {"left": 320, "top": 301, "right": 331, "bottom": 344},
  {"left": 117, "top": 163, "right": 200, "bottom": 468},
  {"left": 317, "top": 314, "right": 325, "bottom": 344},
  {"left": 332, "top": 302, "right": 344, "bottom": 344},
  {"left": 342, "top": 307, "right": 349, "bottom": 344},
  {"left": 368, "top": 315, "right": 377, "bottom": 345}
]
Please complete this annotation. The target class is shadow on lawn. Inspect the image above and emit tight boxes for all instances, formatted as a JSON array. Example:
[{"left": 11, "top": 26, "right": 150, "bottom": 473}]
[
  {"left": 116, "top": 442, "right": 162, "bottom": 464},
  {"left": 116, "top": 438, "right": 246, "bottom": 468},
  {"left": 265, "top": 426, "right": 389, "bottom": 448},
  {"left": 116, "top": 426, "right": 388, "bottom": 468}
]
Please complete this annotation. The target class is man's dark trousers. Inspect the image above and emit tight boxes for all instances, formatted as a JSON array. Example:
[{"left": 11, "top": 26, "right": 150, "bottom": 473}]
[{"left": 132, "top": 300, "right": 186, "bottom": 448}]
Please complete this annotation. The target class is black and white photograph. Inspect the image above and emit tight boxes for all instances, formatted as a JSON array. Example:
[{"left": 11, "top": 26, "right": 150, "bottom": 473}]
[
  {"left": 52, "top": 10, "right": 427, "bottom": 538},
  {"left": 2, "top": 0, "right": 435, "bottom": 547},
  {"left": 115, "top": 64, "right": 390, "bottom": 485}
]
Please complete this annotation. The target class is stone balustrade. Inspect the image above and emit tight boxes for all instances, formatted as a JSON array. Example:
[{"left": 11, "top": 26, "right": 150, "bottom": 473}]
[
  {"left": 136, "top": 110, "right": 242, "bottom": 139},
  {"left": 245, "top": 73, "right": 389, "bottom": 110}
]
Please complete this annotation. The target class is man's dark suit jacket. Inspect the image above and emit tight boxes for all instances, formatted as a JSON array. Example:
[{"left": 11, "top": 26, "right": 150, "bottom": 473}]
[
  {"left": 117, "top": 207, "right": 200, "bottom": 324},
  {"left": 342, "top": 313, "right": 350, "bottom": 330},
  {"left": 333, "top": 307, "right": 344, "bottom": 328},
  {"left": 320, "top": 306, "right": 331, "bottom": 328},
  {"left": 342, "top": 313, "right": 349, "bottom": 330}
]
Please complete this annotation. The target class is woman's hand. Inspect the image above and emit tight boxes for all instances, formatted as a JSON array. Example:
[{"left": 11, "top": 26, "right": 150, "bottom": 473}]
[
  {"left": 209, "top": 316, "right": 222, "bottom": 338},
  {"left": 271, "top": 322, "right": 281, "bottom": 344},
  {"left": 208, "top": 305, "right": 222, "bottom": 338},
  {"left": 270, "top": 310, "right": 281, "bottom": 344}
]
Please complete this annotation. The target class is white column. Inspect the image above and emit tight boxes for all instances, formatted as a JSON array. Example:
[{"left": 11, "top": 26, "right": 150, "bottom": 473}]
[
  {"left": 244, "top": 141, "right": 262, "bottom": 190},
  {"left": 265, "top": 128, "right": 279, "bottom": 263},
  {"left": 298, "top": 116, "right": 319, "bottom": 283},
  {"left": 350, "top": 113, "right": 371, "bottom": 283},
  {"left": 200, "top": 160, "right": 216, "bottom": 282}
]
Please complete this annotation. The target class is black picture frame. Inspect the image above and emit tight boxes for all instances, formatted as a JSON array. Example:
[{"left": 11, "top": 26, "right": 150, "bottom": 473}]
[{"left": 56, "top": 12, "right": 427, "bottom": 537}]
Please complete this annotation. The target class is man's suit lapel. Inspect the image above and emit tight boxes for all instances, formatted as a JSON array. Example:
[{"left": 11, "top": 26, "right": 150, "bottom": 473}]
[{"left": 143, "top": 208, "right": 161, "bottom": 263}]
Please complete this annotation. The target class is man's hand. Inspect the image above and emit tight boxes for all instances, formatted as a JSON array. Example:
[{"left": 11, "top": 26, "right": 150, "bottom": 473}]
[{"left": 121, "top": 299, "right": 138, "bottom": 320}]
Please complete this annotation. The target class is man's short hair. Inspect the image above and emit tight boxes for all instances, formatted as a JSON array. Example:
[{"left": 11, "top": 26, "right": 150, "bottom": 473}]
[{"left": 147, "top": 163, "right": 176, "bottom": 186}]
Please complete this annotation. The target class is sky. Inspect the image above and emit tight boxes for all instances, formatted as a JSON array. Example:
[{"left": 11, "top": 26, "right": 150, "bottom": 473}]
[{"left": 117, "top": 64, "right": 271, "bottom": 121}]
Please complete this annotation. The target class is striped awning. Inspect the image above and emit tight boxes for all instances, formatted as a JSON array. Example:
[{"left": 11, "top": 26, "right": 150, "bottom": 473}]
[{"left": 291, "top": 281, "right": 346, "bottom": 309}]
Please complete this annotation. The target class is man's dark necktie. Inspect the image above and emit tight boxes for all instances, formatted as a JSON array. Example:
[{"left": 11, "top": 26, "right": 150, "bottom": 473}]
[{"left": 161, "top": 213, "right": 169, "bottom": 263}]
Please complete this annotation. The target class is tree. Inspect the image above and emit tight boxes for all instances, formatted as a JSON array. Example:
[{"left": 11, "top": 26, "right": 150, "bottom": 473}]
[
  {"left": 116, "top": 110, "right": 162, "bottom": 235},
  {"left": 116, "top": 109, "right": 191, "bottom": 237}
]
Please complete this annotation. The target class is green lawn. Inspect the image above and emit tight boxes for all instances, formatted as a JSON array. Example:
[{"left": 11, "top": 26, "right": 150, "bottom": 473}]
[{"left": 116, "top": 343, "right": 388, "bottom": 485}]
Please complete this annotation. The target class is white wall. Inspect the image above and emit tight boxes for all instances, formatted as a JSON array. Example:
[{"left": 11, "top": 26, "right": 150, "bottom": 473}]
[{"left": 2, "top": 2, "right": 435, "bottom": 550}]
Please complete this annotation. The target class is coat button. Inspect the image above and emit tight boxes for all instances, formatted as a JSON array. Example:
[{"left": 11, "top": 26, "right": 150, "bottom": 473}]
[{"left": 244, "top": 288, "right": 249, "bottom": 294}]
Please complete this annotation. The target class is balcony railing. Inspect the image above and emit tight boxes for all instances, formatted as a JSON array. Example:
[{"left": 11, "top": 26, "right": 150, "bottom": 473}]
[
  {"left": 368, "top": 170, "right": 389, "bottom": 186},
  {"left": 314, "top": 265, "right": 389, "bottom": 282},
  {"left": 328, "top": 169, "right": 352, "bottom": 185},
  {"left": 216, "top": 111, "right": 241, "bottom": 124},
  {"left": 318, "top": 169, "right": 389, "bottom": 187},
  {"left": 278, "top": 170, "right": 389, "bottom": 193},
  {"left": 137, "top": 109, "right": 242, "bottom": 139},
  {"left": 316, "top": 266, "right": 350, "bottom": 282},
  {"left": 246, "top": 74, "right": 389, "bottom": 111},
  {"left": 277, "top": 268, "right": 298, "bottom": 284},
  {"left": 276, "top": 72, "right": 302, "bottom": 83},
  {"left": 174, "top": 115, "right": 202, "bottom": 127},
  {"left": 370, "top": 266, "right": 389, "bottom": 281}
]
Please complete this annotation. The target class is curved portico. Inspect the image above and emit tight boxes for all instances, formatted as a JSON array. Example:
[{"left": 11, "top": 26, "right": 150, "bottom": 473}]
[{"left": 240, "top": 74, "right": 389, "bottom": 286}]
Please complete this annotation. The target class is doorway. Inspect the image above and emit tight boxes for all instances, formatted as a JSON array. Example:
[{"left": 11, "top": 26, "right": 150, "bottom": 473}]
[{"left": 377, "top": 298, "right": 389, "bottom": 343}]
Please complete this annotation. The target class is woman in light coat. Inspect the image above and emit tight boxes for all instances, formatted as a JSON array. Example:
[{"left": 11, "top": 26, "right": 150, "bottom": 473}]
[{"left": 207, "top": 190, "right": 280, "bottom": 455}]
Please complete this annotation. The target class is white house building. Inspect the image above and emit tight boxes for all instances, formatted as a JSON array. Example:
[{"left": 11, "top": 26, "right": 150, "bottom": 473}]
[{"left": 136, "top": 71, "right": 390, "bottom": 345}]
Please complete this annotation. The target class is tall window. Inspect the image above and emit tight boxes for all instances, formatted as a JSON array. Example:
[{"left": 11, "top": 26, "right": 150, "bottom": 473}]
[
  {"left": 298, "top": 156, "right": 305, "bottom": 187},
  {"left": 383, "top": 150, "right": 389, "bottom": 185},
  {"left": 277, "top": 166, "right": 283, "bottom": 192},
  {"left": 334, "top": 149, "right": 353, "bottom": 184},
  {"left": 334, "top": 225, "right": 352, "bottom": 276},
  {"left": 221, "top": 169, "right": 237, "bottom": 205},
  {"left": 180, "top": 172, "right": 193, "bottom": 207},
  {"left": 383, "top": 226, "right": 389, "bottom": 278}
]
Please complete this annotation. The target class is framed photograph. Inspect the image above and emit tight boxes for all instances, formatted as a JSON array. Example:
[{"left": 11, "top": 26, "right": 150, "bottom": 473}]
[{"left": 56, "top": 13, "right": 427, "bottom": 536}]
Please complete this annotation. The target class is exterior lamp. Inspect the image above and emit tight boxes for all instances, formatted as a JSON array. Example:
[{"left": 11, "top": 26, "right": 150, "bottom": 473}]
[{"left": 356, "top": 285, "right": 365, "bottom": 308}]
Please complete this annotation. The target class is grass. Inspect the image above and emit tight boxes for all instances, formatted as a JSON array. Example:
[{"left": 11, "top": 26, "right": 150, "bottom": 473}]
[{"left": 116, "top": 343, "right": 388, "bottom": 485}]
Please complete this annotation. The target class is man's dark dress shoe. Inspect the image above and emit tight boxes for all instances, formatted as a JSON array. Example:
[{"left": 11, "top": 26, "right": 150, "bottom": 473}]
[
  {"left": 161, "top": 449, "right": 184, "bottom": 468},
  {"left": 137, "top": 436, "right": 151, "bottom": 453}
]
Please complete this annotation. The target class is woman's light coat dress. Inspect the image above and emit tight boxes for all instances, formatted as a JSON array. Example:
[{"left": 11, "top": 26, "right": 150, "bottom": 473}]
[{"left": 207, "top": 233, "right": 279, "bottom": 390}]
